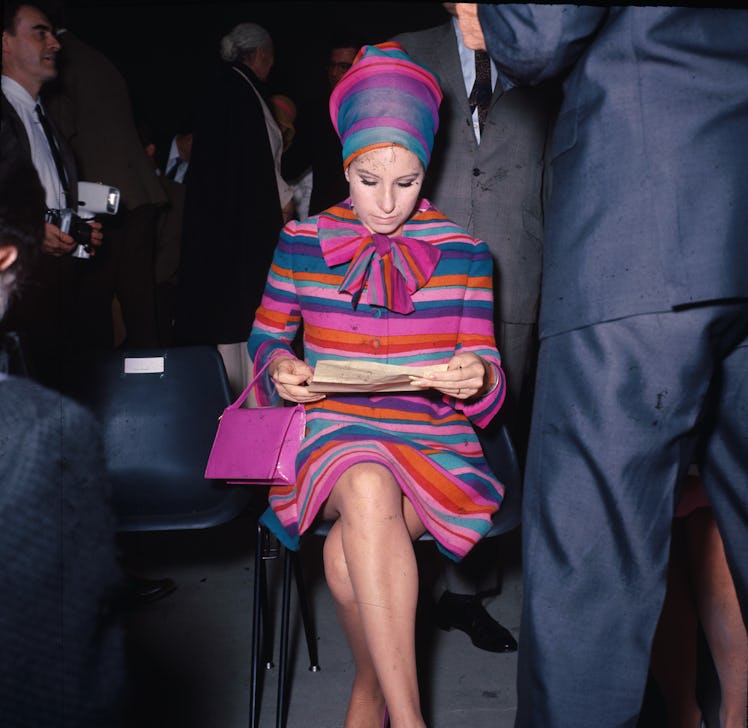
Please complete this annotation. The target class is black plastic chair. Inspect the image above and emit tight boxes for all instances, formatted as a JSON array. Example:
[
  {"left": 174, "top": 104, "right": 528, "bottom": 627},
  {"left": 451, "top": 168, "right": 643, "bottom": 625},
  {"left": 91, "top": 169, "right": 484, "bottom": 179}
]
[
  {"left": 252, "top": 417, "right": 523, "bottom": 728},
  {"left": 62, "top": 345, "right": 255, "bottom": 532}
]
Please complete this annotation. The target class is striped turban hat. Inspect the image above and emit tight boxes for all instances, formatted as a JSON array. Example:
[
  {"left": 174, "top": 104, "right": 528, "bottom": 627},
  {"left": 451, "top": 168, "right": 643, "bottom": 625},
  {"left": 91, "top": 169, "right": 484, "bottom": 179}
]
[{"left": 329, "top": 41, "right": 442, "bottom": 170}]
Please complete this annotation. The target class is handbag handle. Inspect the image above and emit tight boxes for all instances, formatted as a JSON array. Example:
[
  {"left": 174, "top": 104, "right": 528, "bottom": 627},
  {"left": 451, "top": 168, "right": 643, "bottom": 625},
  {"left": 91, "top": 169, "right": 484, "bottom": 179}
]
[{"left": 226, "top": 357, "right": 274, "bottom": 411}]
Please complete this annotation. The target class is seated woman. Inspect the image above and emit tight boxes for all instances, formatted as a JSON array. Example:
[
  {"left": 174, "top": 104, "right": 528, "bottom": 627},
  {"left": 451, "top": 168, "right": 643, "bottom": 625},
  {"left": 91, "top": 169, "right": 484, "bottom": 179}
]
[{"left": 248, "top": 42, "right": 506, "bottom": 728}]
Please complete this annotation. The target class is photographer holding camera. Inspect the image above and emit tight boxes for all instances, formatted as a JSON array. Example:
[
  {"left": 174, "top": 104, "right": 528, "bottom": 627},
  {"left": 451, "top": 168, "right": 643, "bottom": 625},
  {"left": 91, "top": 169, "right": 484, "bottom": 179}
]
[{"left": 1, "top": 1, "right": 110, "bottom": 388}]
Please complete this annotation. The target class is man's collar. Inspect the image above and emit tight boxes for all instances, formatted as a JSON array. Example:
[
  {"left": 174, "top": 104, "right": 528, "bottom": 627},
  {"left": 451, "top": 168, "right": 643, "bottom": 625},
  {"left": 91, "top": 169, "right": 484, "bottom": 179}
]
[{"left": 1, "top": 75, "right": 39, "bottom": 106}]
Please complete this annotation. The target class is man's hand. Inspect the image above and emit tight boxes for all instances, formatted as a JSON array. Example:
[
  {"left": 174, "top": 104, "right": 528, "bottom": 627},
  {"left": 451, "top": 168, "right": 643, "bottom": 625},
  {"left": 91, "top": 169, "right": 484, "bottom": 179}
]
[
  {"left": 42, "top": 219, "right": 103, "bottom": 257},
  {"left": 87, "top": 219, "right": 103, "bottom": 250},
  {"left": 455, "top": 3, "right": 487, "bottom": 51},
  {"left": 43, "top": 221, "right": 76, "bottom": 256}
]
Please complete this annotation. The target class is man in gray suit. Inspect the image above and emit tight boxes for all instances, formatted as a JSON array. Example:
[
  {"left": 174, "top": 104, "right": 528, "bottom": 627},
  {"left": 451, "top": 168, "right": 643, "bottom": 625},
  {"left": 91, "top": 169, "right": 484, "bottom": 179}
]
[
  {"left": 393, "top": 6, "right": 556, "bottom": 653},
  {"left": 457, "top": 5, "right": 748, "bottom": 726}
]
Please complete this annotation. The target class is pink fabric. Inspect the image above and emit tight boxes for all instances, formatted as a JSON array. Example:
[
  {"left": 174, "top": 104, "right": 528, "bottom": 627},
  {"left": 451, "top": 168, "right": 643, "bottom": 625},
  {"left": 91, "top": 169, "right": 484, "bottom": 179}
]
[{"left": 329, "top": 42, "right": 442, "bottom": 169}]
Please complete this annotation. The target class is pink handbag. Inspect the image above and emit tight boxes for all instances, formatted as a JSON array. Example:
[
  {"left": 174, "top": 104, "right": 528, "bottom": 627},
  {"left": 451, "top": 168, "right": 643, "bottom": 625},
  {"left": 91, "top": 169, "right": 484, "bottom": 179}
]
[{"left": 204, "top": 360, "right": 306, "bottom": 485}]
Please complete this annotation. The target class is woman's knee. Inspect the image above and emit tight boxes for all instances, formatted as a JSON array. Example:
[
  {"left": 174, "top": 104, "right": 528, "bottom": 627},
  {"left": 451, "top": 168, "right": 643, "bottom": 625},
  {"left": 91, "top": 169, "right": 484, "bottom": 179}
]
[{"left": 326, "top": 462, "right": 401, "bottom": 521}]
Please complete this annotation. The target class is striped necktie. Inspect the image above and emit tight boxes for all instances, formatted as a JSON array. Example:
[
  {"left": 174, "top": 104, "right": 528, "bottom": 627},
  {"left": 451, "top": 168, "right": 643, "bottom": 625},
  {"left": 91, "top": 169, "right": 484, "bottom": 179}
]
[{"left": 468, "top": 50, "right": 491, "bottom": 135}]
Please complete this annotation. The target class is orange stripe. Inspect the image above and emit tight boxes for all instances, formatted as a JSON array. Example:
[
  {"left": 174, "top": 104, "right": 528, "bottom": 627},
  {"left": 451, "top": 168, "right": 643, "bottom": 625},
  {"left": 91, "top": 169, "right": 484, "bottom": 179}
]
[
  {"left": 318, "top": 399, "right": 466, "bottom": 426},
  {"left": 390, "top": 444, "right": 491, "bottom": 514},
  {"left": 255, "top": 309, "right": 300, "bottom": 327},
  {"left": 295, "top": 270, "right": 341, "bottom": 285},
  {"left": 427, "top": 273, "right": 492, "bottom": 288}
]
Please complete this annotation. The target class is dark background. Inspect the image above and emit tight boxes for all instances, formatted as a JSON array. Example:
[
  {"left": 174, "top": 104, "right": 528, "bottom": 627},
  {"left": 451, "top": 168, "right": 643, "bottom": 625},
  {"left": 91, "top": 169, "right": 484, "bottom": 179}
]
[{"left": 56, "top": 1, "right": 451, "bottom": 155}]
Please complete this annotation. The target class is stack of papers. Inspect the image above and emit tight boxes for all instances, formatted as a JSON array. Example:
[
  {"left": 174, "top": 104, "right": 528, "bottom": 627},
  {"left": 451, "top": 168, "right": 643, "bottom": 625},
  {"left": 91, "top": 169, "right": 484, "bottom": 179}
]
[{"left": 308, "top": 360, "right": 448, "bottom": 393}]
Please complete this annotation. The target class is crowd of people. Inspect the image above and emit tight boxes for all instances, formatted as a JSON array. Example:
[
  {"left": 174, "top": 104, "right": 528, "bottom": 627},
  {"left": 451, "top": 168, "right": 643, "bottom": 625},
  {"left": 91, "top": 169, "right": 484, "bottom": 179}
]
[{"left": 1, "top": 1, "right": 747, "bottom": 727}]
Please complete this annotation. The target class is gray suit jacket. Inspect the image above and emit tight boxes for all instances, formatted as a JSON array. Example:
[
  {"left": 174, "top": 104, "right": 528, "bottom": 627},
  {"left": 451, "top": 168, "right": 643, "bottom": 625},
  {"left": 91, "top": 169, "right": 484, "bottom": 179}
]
[
  {"left": 393, "top": 21, "right": 555, "bottom": 327},
  {"left": 0, "top": 375, "right": 125, "bottom": 726},
  {"left": 477, "top": 6, "right": 748, "bottom": 338}
]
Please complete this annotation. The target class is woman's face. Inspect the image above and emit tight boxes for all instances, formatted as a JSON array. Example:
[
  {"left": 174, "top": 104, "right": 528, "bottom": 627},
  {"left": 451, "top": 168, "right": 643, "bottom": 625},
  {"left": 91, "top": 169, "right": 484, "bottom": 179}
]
[{"left": 345, "top": 146, "right": 424, "bottom": 236}]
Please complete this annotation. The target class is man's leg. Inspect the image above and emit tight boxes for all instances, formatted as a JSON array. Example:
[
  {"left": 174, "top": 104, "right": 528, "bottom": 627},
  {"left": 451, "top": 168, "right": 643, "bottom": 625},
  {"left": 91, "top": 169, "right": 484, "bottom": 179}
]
[
  {"left": 516, "top": 308, "right": 735, "bottom": 727},
  {"left": 436, "top": 538, "right": 518, "bottom": 653},
  {"left": 110, "top": 204, "right": 160, "bottom": 348}
]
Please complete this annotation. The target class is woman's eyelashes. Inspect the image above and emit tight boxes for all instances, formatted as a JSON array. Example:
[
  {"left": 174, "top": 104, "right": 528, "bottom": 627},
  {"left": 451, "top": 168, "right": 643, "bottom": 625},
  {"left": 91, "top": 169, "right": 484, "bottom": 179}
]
[{"left": 357, "top": 177, "right": 419, "bottom": 188}]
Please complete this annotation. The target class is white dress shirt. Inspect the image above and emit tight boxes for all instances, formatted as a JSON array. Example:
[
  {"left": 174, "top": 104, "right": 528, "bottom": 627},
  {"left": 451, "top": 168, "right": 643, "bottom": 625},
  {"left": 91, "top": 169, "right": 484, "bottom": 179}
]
[
  {"left": 164, "top": 136, "right": 189, "bottom": 183},
  {"left": 2, "top": 75, "right": 67, "bottom": 209}
]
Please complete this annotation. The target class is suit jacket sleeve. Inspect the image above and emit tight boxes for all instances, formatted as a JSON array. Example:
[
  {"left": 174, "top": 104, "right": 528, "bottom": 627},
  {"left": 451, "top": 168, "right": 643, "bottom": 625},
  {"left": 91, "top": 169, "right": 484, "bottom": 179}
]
[{"left": 477, "top": 4, "right": 608, "bottom": 85}]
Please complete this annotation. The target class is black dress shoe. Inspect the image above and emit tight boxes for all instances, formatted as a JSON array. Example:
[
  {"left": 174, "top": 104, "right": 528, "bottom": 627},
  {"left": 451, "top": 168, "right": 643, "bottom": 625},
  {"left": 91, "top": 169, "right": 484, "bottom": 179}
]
[{"left": 435, "top": 591, "right": 518, "bottom": 653}]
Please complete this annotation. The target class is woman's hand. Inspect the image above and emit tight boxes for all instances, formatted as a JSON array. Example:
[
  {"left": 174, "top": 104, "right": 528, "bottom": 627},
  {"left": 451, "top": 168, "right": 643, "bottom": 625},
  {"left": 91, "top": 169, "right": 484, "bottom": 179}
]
[
  {"left": 410, "top": 352, "right": 493, "bottom": 400},
  {"left": 269, "top": 356, "right": 326, "bottom": 403}
]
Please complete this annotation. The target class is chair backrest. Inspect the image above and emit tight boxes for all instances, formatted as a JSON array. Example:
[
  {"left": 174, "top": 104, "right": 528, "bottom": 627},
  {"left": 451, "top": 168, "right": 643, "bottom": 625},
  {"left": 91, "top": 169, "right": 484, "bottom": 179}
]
[
  {"left": 63, "top": 345, "right": 255, "bottom": 532},
  {"left": 475, "top": 419, "right": 523, "bottom": 537}
]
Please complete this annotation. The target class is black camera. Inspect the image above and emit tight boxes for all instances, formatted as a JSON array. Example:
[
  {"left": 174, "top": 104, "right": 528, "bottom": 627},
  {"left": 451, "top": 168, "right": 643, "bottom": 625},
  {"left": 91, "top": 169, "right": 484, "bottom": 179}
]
[{"left": 45, "top": 208, "right": 93, "bottom": 257}]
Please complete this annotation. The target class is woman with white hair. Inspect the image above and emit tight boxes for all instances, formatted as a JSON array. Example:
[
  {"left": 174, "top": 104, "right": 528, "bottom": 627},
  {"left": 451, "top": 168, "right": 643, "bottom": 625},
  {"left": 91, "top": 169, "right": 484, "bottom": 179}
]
[{"left": 176, "top": 21, "right": 290, "bottom": 402}]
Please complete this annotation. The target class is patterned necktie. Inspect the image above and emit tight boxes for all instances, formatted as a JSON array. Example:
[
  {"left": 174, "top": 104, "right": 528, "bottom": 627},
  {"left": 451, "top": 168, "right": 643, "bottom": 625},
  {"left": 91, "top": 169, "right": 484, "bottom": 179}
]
[
  {"left": 35, "top": 103, "right": 71, "bottom": 206},
  {"left": 468, "top": 50, "right": 491, "bottom": 136}
]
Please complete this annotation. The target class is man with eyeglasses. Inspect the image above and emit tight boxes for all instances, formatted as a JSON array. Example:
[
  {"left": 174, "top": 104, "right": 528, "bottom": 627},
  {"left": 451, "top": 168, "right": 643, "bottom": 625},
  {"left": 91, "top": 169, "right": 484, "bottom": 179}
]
[
  {"left": 327, "top": 48, "right": 353, "bottom": 87},
  {"left": 281, "top": 36, "right": 361, "bottom": 217}
]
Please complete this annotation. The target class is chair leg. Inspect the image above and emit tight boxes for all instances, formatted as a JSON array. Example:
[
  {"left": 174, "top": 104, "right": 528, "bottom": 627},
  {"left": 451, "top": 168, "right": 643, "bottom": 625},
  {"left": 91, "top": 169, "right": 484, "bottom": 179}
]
[
  {"left": 276, "top": 547, "right": 293, "bottom": 728},
  {"left": 253, "top": 529, "right": 322, "bottom": 728},
  {"left": 260, "top": 527, "right": 279, "bottom": 670},
  {"left": 249, "top": 523, "right": 264, "bottom": 728},
  {"left": 290, "top": 551, "right": 321, "bottom": 671},
  {"left": 260, "top": 559, "right": 273, "bottom": 670}
]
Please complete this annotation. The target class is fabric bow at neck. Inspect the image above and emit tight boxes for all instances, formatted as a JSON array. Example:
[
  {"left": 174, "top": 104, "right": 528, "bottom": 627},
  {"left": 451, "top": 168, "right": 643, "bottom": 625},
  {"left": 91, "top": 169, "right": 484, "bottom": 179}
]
[{"left": 320, "top": 227, "right": 441, "bottom": 314}]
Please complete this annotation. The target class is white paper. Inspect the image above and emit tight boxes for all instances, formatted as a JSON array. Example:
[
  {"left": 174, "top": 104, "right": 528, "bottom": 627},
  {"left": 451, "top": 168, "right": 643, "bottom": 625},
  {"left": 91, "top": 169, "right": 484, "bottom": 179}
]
[{"left": 124, "top": 356, "right": 165, "bottom": 374}]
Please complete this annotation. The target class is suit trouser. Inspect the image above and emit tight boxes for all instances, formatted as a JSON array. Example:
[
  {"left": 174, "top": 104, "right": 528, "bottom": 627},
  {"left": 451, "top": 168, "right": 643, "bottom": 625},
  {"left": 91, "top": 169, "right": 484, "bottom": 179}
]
[
  {"left": 107, "top": 204, "right": 160, "bottom": 348},
  {"left": 516, "top": 302, "right": 748, "bottom": 728}
]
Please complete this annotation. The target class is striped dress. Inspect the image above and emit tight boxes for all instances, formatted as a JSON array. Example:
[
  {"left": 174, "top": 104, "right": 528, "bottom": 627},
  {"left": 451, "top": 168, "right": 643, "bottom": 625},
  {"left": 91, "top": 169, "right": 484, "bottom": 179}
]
[{"left": 248, "top": 199, "right": 506, "bottom": 561}]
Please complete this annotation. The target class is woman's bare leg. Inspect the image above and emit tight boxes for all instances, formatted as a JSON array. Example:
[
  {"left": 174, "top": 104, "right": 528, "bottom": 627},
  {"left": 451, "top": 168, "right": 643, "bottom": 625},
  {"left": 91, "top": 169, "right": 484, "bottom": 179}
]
[
  {"left": 324, "top": 520, "right": 387, "bottom": 727},
  {"left": 687, "top": 507, "right": 748, "bottom": 728},
  {"left": 322, "top": 462, "right": 427, "bottom": 728},
  {"left": 649, "top": 519, "right": 702, "bottom": 728}
]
